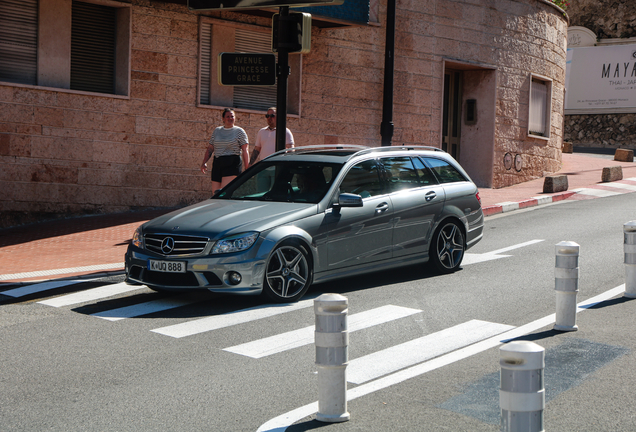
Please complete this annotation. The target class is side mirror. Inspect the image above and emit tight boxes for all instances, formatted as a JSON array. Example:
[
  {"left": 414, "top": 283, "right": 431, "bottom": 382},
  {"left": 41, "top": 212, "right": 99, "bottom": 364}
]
[{"left": 338, "top": 193, "right": 363, "bottom": 207}]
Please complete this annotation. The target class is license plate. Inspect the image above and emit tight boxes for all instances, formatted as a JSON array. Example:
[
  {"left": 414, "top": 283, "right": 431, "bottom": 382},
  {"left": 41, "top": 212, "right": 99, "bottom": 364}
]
[{"left": 148, "top": 260, "right": 186, "bottom": 273}]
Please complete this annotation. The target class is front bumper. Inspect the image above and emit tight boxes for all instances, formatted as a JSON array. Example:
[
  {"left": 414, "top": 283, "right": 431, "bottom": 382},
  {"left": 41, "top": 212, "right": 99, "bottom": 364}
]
[{"left": 125, "top": 247, "right": 267, "bottom": 295}]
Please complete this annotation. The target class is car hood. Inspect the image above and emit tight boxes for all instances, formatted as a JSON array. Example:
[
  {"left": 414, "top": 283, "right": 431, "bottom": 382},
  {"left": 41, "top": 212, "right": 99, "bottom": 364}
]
[{"left": 141, "top": 199, "right": 317, "bottom": 239}]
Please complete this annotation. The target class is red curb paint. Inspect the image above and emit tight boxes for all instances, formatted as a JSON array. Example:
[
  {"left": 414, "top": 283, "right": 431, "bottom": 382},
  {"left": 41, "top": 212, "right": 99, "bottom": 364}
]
[
  {"left": 482, "top": 206, "right": 503, "bottom": 216},
  {"left": 518, "top": 199, "right": 539, "bottom": 209},
  {"left": 550, "top": 191, "right": 576, "bottom": 202}
]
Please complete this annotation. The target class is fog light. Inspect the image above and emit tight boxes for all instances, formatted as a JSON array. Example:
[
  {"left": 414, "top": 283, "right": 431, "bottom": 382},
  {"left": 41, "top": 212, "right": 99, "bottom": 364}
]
[{"left": 227, "top": 271, "right": 242, "bottom": 285}]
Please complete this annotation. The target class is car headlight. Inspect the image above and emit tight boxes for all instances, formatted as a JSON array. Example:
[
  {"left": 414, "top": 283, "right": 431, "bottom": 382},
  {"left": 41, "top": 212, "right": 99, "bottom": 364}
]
[
  {"left": 131, "top": 227, "right": 143, "bottom": 248},
  {"left": 211, "top": 232, "right": 259, "bottom": 254}
]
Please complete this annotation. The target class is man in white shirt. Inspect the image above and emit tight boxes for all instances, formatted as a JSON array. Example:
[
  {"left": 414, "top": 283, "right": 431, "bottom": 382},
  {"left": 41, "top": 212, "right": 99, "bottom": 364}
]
[{"left": 249, "top": 107, "right": 294, "bottom": 166}]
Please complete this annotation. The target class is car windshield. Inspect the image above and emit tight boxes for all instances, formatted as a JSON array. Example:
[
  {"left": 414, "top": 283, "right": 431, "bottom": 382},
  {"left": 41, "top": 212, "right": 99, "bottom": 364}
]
[{"left": 216, "top": 161, "right": 344, "bottom": 203}]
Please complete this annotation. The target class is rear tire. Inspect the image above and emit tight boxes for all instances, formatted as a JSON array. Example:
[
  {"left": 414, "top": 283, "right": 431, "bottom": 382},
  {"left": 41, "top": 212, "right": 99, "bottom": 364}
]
[
  {"left": 429, "top": 220, "right": 465, "bottom": 273},
  {"left": 262, "top": 242, "right": 312, "bottom": 303}
]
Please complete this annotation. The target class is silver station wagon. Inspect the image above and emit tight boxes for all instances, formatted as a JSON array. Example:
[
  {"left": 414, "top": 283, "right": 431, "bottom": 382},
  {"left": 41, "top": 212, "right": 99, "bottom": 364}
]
[{"left": 125, "top": 145, "right": 484, "bottom": 302}]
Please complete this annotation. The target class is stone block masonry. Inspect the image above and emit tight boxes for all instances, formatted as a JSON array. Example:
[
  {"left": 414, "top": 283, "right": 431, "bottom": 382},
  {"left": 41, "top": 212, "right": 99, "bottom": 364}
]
[
  {"left": 615, "top": 149, "right": 634, "bottom": 163},
  {"left": 543, "top": 175, "right": 569, "bottom": 193},
  {"left": 602, "top": 166, "right": 623, "bottom": 183}
]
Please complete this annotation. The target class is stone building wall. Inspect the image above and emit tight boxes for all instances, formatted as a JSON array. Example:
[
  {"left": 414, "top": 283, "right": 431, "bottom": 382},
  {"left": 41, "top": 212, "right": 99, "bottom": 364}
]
[
  {"left": 564, "top": 0, "right": 636, "bottom": 149},
  {"left": 0, "top": 0, "right": 568, "bottom": 228}
]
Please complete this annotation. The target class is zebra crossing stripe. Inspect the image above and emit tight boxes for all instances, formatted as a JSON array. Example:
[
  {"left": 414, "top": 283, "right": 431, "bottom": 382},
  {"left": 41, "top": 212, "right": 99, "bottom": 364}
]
[
  {"left": 347, "top": 319, "right": 514, "bottom": 384},
  {"left": 224, "top": 305, "right": 422, "bottom": 358},
  {"left": 1, "top": 279, "right": 88, "bottom": 298},
  {"left": 91, "top": 295, "right": 198, "bottom": 321},
  {"left": 151, "top": 297, "right": 317, "bottom": 338},
  {"left": 38, "top": 282, "right": 143, "bottom": 307},
  {"left": 257, "top": 285, "right": 626, "bottom": 432}
]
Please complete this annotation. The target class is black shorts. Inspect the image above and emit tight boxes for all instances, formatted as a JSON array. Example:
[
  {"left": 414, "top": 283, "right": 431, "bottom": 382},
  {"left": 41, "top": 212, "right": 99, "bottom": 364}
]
[{"left": 210, "top": 155, "right": 242, "bottom": 182}]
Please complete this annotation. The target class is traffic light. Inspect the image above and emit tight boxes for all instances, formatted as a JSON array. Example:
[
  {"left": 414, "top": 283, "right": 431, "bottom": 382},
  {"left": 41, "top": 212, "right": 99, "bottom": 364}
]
[{"left": 272, "top": 12, "right": 311, "bottom": 54}]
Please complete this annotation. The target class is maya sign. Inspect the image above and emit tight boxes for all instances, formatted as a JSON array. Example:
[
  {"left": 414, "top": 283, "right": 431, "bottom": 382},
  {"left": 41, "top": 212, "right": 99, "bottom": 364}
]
[{"left": 565, "top": 44, "right": 636, "bottom": 112}]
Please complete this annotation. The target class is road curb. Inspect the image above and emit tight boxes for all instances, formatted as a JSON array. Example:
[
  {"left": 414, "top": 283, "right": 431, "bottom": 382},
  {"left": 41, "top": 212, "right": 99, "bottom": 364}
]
[
  {"left": 483, "top": 191, "right": 577, "bottom": 217},
  {"left": 0, "top": 270, "right": 125, "bottom": 288}
]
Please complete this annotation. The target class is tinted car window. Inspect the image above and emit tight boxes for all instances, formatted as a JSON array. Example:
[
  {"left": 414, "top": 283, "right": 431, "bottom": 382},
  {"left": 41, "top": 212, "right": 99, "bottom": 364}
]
[
  {"left": 412, "top": 156, "right": 438, "bottom": 185},
  {"left": 423, "top": 157, "right": 467, "bottom": 184},
  {"left": 218, "top": 161, "right": 342, "bottom": 203},
  {"left": 339, "top": 159, "right": 383, "bottom": 198},
  {"left": 380, "top": 157, "right": 421, "bottom": 193}
]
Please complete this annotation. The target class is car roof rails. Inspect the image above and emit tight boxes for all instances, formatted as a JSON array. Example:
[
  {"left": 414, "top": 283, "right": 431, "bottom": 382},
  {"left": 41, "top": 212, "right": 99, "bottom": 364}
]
[
  {"left": 355, "top": 145, "right": 445, "bottom": 156},
  {"left": 265, "top": 144, "right": 445, "bottom": 160},
  {"left": 268, "top": 144, "right": 369, "bottom": 157}
]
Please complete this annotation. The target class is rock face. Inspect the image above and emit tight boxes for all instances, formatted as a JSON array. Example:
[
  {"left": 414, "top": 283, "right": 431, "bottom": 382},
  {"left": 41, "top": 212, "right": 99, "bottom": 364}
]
[
  {"left": 568, "top": 0, "right": 636, "bottom": 39},
  {"left": 564, "top": 1, "right": 636, "bottom": 150},
  {"left": 564, "top": 114, "right": 636, "bottom": 148}
]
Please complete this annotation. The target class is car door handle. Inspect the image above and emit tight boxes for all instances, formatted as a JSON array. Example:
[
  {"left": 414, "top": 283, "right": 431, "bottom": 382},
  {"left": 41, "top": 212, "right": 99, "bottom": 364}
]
[
  {"left": 375, "top": 203, "right": 389, "bottom": 213},
  {"left": 425, "top": 191, "right": 437, "bottom": 202}
]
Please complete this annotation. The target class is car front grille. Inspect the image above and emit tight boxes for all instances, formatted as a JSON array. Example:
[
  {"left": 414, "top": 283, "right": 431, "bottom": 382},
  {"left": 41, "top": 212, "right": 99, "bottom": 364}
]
[{"left": 144, "top": 234, "right": 209, "bottom": 256}]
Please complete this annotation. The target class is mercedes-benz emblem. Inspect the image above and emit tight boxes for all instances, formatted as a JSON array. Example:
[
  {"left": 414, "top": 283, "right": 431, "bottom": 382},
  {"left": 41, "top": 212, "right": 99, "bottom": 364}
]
[{"left": 161, "top": 237, "right": 175, "bottom": 254}]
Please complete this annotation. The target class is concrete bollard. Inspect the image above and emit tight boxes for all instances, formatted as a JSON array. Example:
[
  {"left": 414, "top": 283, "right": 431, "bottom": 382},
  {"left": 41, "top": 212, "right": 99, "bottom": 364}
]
[
  {"left": 554, "top": 241, "right": 580, "bottom": 332},
  {"left": 314, "top": 293, "right": 350, "bottom": 423},
  {"left": 500, "top": 341, "right": 545, "bottom": 432},
  {"left": 624, "top": 221, "right": 636, "bottom": 298}
]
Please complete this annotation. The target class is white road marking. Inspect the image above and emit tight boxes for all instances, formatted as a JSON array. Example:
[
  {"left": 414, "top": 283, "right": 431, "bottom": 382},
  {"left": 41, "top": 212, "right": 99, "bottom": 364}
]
[
  {"left": 1, "top": 279, "right": 88, "bottom": 298},
  {"left": 463, "top": 239, "right": 544, "bottom": 265},
  {"left": 347, "top": 319, "right": 514, "bottom": 384},
  {"left": 256, "top": 285, "right": 626, "bottom": 432},
  {"left": 224, "top": 305, "right": 421, "bottom": 358},
  {"left": 91, "top": 295, "right": 198, "bottom": 321},
  {"left": 0, "top": 263, "right": 123, "bottom": 281},
  {"left": 151, "top": 297, "right": 317, "bottom": 338},
  {"left": 574, "top": 188, "right": 623, "bottom": 197},
  {"left": 602, "top": 182, "right": 636, "bottom": 192},
  {"left": 38, "top": 282, "right": 142, "bottom": 307}
]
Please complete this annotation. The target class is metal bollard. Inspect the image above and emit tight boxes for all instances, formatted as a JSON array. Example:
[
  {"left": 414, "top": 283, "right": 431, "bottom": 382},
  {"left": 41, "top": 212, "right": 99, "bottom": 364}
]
[
  {"left": 500, "top": 341, "right": 545, "bottom": 432},
  {"left": 624, "top": 221, "right": 636, "bottom": 298},
  {"left": 554, "top": 241, "right": 579, "bottom": 332},
  {"left": 314, "top": 293, "right": 350, "bottom": 423}
]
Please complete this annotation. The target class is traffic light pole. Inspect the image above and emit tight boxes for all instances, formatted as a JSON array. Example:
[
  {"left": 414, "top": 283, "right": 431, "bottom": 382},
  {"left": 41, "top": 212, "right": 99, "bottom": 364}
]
[{"left": 275, "top": 6, "right": 290, "bottom": 152}]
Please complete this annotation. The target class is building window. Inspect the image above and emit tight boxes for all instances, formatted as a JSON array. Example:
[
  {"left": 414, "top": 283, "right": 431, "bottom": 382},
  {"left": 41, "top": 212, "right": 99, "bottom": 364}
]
[
  {"left": 528, "top": 75, "right": 552, "bottom": 138},
  {"left": 0, "top": 0, "right": 130, "bottom": 96},
  {"left": 71, "top": 1, "right": 116, "bottom": 94},
  {"left": 199, "top": 17, "right": 301, "bottom": 114},
  {"left": 0, "top": 0, "right": 39, "bottom": 85}
]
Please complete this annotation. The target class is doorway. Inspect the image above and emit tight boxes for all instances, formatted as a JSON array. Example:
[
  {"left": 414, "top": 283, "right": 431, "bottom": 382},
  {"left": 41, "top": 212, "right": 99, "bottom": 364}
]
[{"left": 442, "top": 70, "right": 462, "bottom": 161}]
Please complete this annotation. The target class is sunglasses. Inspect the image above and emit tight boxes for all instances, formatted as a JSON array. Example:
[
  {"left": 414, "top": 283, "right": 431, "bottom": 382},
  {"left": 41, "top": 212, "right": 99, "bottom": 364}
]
[{"left": 265, "top": 114, "right": 276, "bottom": 118}]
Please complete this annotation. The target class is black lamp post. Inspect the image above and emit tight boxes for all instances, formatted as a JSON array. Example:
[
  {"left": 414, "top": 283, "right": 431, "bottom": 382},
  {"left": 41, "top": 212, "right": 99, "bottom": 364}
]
[{"left": 380, "top": 0, "right": 396, "bottom": 146}]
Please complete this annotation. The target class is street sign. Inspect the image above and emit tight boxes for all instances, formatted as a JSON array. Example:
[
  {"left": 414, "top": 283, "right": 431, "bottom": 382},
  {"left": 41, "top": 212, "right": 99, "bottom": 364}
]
[
  {"left": 218, "top": 53, "right": 277, "bottom": 86},
  {"left": 188, "top": 0, "right": 342, "bottom": 10}
]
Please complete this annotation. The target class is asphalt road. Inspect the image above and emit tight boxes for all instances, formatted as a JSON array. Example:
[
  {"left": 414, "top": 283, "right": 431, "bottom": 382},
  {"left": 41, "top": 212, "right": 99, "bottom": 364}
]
[{"left": 1, "top": 193, "right": 636, "bottom": 431}]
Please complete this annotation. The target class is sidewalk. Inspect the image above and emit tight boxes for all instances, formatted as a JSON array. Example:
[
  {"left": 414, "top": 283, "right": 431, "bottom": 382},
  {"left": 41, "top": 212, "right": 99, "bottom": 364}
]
[{"left": 1, "top": 151, "right": 635, "bottom": 285}]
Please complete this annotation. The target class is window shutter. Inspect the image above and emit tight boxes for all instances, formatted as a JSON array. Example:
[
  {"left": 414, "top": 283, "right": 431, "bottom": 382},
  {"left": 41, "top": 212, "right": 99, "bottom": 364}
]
[
  {"left": 200, "top": 23, "right": 211, "bottom": 105},
  {"left": 233, "top": 28, "right": 277, "bottom": 111},
  {"left": 0, "top": 0, "right": 38, "bottom": 85},
  {"left": 529, "top": 79, "right": 547, "bottom": 136},
  {"left": 71, "top": 1, "right": 116, "bottom": 94}
]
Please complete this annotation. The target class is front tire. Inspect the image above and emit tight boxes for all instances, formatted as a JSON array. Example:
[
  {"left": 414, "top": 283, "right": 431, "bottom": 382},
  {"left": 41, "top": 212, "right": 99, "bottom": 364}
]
[
  {"left": 262, "top": 242, "right": 312, "bottom": 303},
  {"left": 430, "top": 220, "right": 465, "bottom": 273}
]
